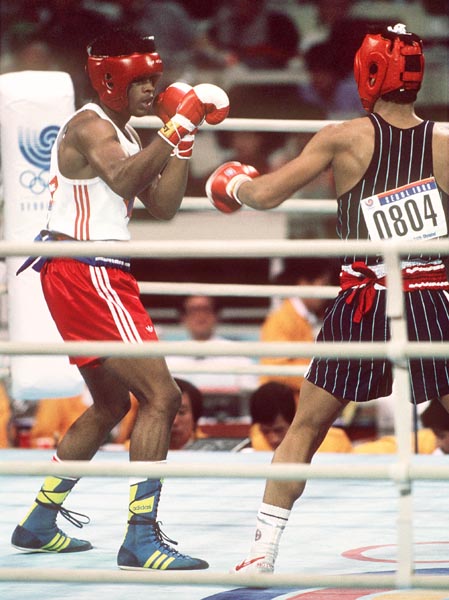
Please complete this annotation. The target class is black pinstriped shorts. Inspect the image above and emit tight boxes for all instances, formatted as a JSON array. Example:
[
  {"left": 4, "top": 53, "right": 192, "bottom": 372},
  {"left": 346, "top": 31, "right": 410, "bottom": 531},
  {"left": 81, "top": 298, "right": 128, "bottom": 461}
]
[{"left": 306, "top": 288, "right": 449, "bottom": 404}]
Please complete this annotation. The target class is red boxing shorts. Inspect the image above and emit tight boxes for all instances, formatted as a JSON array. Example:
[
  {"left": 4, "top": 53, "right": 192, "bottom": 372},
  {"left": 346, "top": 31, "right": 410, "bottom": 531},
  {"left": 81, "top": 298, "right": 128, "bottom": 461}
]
[{"left": 40, "top": 258, "right": 159, "bottom": 367}]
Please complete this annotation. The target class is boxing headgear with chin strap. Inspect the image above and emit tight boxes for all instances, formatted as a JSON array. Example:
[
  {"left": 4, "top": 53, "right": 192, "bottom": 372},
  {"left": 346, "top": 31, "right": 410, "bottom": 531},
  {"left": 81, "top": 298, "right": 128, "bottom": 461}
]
[
  {"left": 354, "top": 23, "right": 424, "bottom": 113},
  {"left": 87, "top": 35, "right": 163, "bottom": 112}
]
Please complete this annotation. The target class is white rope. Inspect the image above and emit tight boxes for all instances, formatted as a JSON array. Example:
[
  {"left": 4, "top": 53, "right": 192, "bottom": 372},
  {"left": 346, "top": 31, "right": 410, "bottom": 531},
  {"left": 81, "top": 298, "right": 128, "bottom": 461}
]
[
  {"left": 139, "top": 281, "right": 340, "bottom": 298},
  {"left": 146, "top": 196, "right": 336, "bottom": 214},
  {"left": 0, "top": 340, "right": 447, "bottom": 359},
  {"left": 130, "top": 116, "right": 341, "bottom": 133},
  {"left": 0, "top": 459, "right": 448, "bottom": 481},
  {"left": 1, "top": 238, "right": 448, "bottom": 258},
  {"left": 130, "top": 115, "right": 449, "bottom": 133},
  {"left": 0, "top": 568, "right": 447, "bottom": 589}
]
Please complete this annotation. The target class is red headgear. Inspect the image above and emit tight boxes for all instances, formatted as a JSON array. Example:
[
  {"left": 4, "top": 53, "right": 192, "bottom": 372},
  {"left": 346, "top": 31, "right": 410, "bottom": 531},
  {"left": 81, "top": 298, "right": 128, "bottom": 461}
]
[
  {"left": 354, "top": 23, "right": 424, "bottom": 112},
  {"left": 87, "top": 37, "right": 163, "bottom": 112}
]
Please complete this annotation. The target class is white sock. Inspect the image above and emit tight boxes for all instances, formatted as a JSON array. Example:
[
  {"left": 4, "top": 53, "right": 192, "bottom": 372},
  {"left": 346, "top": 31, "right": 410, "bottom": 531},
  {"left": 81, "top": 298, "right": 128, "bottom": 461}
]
[
  {"left": 51, "top": 453, "right": 78, "bottom": 481},
  {"left": 258, "top": 502, "right": 291, "bottom": 525},
  {"left": 249, "top": 502, "right": 290, "bottom": 563}
]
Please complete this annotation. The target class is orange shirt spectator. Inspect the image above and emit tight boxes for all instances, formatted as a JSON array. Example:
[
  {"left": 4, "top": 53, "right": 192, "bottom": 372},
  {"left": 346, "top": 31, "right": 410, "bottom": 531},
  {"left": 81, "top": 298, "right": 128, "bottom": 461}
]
[
  {"left": 0, "top": 381, "right": 12, "bottom": 448},
  {"left": 29, "top": 390, "right": 91, "bottom": 448},
  {"left": 353, "top": 399, "right": 449, "bottom": 455},
  {"left": 260, "top": 259, "right": 338, "bottom": 399},
  {"left": 248, "top": 381, "right": 352, "bottom": 452},
  {"left": 250, "top": 422, "right": 353, "bottom": 453},
  {"left": 353, "top": 429, "right": 436, "bottom": 455}
]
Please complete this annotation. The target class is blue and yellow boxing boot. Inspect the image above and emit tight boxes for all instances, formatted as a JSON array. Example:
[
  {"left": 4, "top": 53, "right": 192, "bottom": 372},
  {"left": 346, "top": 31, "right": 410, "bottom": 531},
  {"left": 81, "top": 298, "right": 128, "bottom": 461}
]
[
  {"left": 117, "top": 478, "right": 208, "bottom": 570},
  {"left": 11, "top": 475, "right": 92, "bottom": 553}
]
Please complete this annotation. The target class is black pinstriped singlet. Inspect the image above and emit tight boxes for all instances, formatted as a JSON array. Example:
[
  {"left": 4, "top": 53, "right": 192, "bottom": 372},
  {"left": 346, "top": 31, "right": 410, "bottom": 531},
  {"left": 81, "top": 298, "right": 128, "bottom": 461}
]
[
  {"left": 337, "top": 113, "right": 449, "bottom": 266},
  {"left": 306, "top": 113, "right": 449, "bottom": 403}
]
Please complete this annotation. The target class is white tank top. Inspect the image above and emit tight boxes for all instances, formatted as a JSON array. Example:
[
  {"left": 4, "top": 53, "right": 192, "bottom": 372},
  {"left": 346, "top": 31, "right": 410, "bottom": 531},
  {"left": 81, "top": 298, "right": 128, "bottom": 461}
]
[{"left": 46, "top": 103, "right": 140, "bottom": 240}]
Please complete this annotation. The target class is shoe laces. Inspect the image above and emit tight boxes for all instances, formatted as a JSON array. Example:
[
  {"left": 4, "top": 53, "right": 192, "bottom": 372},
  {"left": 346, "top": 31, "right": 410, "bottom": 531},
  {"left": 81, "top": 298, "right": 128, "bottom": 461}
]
[
  {"left": 38, "top": 490, "right": 90, "bottom": 529},
  {"left": 58, "top": 505, "right": 90, "bottom": 529},
  {"left": 154, "top": 520, "right": 178, "bottom": 548},
  {"left": 129, "top": 515, "right": 189, "bottom": 557}
]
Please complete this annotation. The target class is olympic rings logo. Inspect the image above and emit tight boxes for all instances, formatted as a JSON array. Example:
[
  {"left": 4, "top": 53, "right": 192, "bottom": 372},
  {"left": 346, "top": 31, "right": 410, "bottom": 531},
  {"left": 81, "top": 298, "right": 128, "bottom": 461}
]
[
  {"left": 18, "top": 125, "right": 59, "bottom": 195},
  {"left": 19, "top": 169, "right": 49, "bottom": 195}
]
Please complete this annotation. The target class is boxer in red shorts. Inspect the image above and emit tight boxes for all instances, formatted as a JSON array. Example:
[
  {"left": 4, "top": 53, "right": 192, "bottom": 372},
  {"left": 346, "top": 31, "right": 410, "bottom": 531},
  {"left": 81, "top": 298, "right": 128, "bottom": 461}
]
[{"left": 12, "top": 28, "right": 229, "bottom": 570}]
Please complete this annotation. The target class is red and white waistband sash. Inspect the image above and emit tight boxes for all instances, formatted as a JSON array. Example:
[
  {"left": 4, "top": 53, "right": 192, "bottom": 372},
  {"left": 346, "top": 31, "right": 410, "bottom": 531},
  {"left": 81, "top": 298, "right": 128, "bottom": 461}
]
[{"left": 340, "top": 261, "right": 449, "bottom": 323}]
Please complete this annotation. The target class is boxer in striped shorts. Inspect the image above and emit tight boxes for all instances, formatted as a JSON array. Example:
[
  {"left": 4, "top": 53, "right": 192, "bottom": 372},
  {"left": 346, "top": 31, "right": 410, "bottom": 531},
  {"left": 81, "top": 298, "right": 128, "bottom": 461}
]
[{"left": 206, "top": 23, "right": 449, "bottom": 573}]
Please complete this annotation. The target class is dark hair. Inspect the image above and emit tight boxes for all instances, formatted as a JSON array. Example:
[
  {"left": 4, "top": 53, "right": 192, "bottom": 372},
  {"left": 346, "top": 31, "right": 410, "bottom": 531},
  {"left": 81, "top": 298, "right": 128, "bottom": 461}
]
[
  {"left": 380, "top": 89, "right": 419, "bottom": 105},
  {"left": 421, "top": 400, "right": 449, "bottom": 432},
  {"left": 250, "top": 382, "right": 296, "bottom": 425},
  {"left": 179, "top": 295, "right": 219, "bottom": 316},
  {"left": 174, "top": 378, "right": 203, "bottom": 425},
  {"left": 305, "top": 42, "right": 344, "bottom": 75},
  {"left": 272, "top": 257, "right": 340, "bottom": 286},
  {"left": 87, "top": 28, "right": 157, "bottom": 57}
]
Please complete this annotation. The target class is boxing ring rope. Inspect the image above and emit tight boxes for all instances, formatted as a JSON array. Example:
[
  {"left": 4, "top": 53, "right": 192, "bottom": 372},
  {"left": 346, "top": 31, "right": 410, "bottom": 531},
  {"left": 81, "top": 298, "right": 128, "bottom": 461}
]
[
  {"left": 159, "top": 196, "right": 337, "bottom": 213},
  {"left": 1, "top": 455, "right": 448, "bottom": 481},
  {"left": 0, "top": 568, "right": 447, "bottom": 590},
  {"left": 1, "top": 236, "right": 447, "bottom": 258},
  {"left": 1, "top": 237, "right": 449, "bottom": 591},
  {"left": 130, "top": 115, "right": 342, "bottom": 133},
  {"left": 138, "top": 281, "right": 340, "bottom": 298}
]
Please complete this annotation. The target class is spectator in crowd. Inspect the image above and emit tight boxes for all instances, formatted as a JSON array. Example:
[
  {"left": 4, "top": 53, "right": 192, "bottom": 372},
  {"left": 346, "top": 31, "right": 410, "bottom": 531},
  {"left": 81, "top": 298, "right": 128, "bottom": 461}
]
[
  {"left": 29, "top": 388, "right": 92, "bottom": 449},
  {"left": 353, "top": 399, "right": 449, "bottom": 455},
  {"left": 260, "top": 258, "right": 339, "bottom": 401},
  {"left": 187, "top": 82, "right": 321, "bottom": 196},
  {"left": 195, "top": 0, "right": 300, "bottom": 70},
  {"left": 1, "top": 30, "right": 57, "bottom": 73},
  {"left": 219, "top": 131, "right": 276, "bottom": 177},
  {"left": 300, "top": 0, "right": 355, "bottom": 52},
  {"left": 0, "top": 382, "right": 12, "bottom": 448},
  {"left": 187, "top": 128, "right": 282, "bottom": 196},
  {"left": 353, "top": 428, "right": 436, "bottom": 455},
  {"left": 116, "top": 378, "right": 205, "bottom": 450},
  {"left": 249, "top": 382, "right": 296, "bottom": 451},
  {"left": 165, "top": 295, "right": 258, "bottom": 393},
  {"left": 42, "top": 0, "right": 115, "bottom": 106},
  {"left": 164, "top": 378, "right": 204, "bottom": 449},
  {"left": 249, "top": 382, "right": 352, "bottom": 452},
  {"left": 125, "top": 1, "right": 198, "bottom": 83},
  {"left": 421, "top": 399, "right": 449, "bottom": 455},
  {"left": 298, "top": 40, "right": 364, "bottom": 120},
  {"left": 211, "top": 84, "right": 333, "bottom": 202},
  {"left": 177, "top": 0, "right": 220, "bottom": 20},
  {"left": 300, "top": 1, "right": 387, "bottom": 80},
  {"left": 2, "top": 0, "right": 115, "bottom": 106}
]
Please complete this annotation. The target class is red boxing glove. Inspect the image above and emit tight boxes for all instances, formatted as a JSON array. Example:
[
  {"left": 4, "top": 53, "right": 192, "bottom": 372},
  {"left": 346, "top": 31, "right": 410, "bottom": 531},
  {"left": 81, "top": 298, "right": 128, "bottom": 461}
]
[
  {"left": 153, "top": 82, "right": 193, "bottom": 124},
  {"left": 192, "top": 83, "right": 229, "bottom": 125},
  {"left": 205, "top": 161, "right": 259, "bottom": 213},
  {"left": 173, "top": 133, "right": 195, "bottom": 159},
  {"left": 153, "top": 82, "right": 196, "bottom": 159},
  {"left": 158, "top": 84, "right": 229, "bottom": 148}
]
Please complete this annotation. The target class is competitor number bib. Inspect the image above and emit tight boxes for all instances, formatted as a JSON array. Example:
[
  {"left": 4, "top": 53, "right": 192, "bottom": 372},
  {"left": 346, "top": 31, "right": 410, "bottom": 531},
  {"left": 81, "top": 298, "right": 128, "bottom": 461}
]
[{"left": 361, "top": 177, "right": 447, "bottom": 241}]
